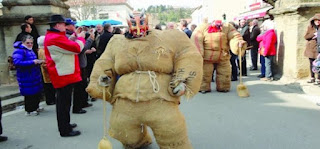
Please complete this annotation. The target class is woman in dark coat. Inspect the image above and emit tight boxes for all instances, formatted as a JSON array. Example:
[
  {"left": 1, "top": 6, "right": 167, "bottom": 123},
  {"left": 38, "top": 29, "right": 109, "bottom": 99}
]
[
  {"left": 304, "top": 13, "right": 320, "bottom": 84},
  {"left": 13, "top": 35, "right": 43, "bottom": 116}
]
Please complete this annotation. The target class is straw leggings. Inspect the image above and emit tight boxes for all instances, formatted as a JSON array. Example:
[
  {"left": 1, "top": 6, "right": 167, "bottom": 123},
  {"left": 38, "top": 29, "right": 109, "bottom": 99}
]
[{"left": 109, "top": 99, "right": 192, "bottom": 149}]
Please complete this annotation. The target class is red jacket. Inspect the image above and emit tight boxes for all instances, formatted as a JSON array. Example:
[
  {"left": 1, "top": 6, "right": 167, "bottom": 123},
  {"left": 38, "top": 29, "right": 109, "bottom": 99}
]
[
  {"left": 44, "top": 29, "right": 85, "bottom": 88},
  {"left": 256, "top": 29, "right": 277, "bottom": 56}
]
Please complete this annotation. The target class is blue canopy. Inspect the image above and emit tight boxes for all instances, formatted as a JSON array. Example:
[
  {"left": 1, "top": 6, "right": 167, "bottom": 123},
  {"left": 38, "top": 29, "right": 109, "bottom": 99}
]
[
  {"left": 102, "top": 20, "right": 123, "bottom": 25},
  {"left": 76, "top": 19, "right": 122, "bottom": 26}
]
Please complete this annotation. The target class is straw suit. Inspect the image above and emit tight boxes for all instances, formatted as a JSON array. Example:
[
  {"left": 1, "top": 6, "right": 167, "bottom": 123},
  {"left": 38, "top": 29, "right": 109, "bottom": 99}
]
[
  {"left": 191, "top": 22, "right": 246, "bottom": 92},
  {"left": 87, "top": 29, "right": 203, "bottom": 148}
]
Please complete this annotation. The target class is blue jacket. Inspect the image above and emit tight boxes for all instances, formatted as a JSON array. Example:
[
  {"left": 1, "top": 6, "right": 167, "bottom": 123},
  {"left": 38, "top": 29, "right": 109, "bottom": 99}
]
[
  {"left": 183, "top": 28, "right": 192, "bottom": 38},
  {"left": 13, "top": 41, "right": 43, "bottom": 96}
]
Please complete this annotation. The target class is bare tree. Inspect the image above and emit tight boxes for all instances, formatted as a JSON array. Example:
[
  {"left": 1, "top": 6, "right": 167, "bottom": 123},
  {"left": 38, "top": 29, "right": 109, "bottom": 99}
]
[
  {"left": 67, "top": 0, "right": 101, "bottom": 21},
  {"left": 263, "top": 0, "right": 277, "bottom": 7}
]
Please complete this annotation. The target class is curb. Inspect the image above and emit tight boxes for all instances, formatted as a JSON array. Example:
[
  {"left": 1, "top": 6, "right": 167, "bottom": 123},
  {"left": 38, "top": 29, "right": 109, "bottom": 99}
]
[{"left": 0, "top": 92, "right": 21, "bottom": 101}]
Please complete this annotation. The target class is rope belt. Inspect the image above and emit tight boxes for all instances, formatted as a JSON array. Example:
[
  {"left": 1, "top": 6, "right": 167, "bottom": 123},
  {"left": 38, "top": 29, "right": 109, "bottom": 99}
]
[{"left": 134, "top": 70, "right": 160, "bottom": 102}]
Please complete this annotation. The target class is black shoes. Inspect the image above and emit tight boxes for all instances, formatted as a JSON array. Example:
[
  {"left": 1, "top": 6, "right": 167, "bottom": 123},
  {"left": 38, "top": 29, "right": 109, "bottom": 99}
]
[
  {"left": 200, "top": 90, "right": 211, "bottom": 94},
  {"left": 307, "top": 78, "right": 315, "bottom": 83},
  {"left": 47, "top": 102, "right": 55, "bottom": 105},
  {"left": 83, "top": 103, "right": 93, "bottom": 108},
  {"left": 231, "top": 78, "right": 238, "bottom": 81},
  {"left": 257, "top": 74, "right": 265, "bottom": 78},
  {"left": 217, "top": 89, "right": 229, "bottom": 93},
  {"left": 70, "top": 123, "right": 77, "bottom": 128},
  {"left": 73, "top": 109, "right": 87, "bottom": 114},
  {"left": 249, "top": 67, "right": 257, "bottom": 71},
  {"left": 237, "top": 72, "right": 247, "bottom": 76},
  {"left": 61, "top": 130, "right": 81, "bottom": 137},
  {"left": 0, "top": 136, "right": 8, "bottom": 142}
]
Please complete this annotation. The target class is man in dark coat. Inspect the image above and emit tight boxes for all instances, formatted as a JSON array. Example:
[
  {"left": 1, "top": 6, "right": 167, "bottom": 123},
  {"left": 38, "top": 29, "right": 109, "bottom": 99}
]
[
  {"left": 180, "top": 19, "right": 192, "bottom": 38},
  {"left": 65, "top": 18, "right": 93, "bottom": 114},
  {"left": 97, "top": 23, "right": 113, "bottom": 59},
  {"left": 238, "top": 19, "right": 250, "bottom": 76},
  {"left": 249, "top": 19, "right": 260, "bottom": 70},
  {"left": 15, "top": 23, "right": 32, "bottom": 42},
  {"left": 86, "top": 25, "right": 103, "bottom": 102},
  {"left": 87, "top": 24, "right": 103, "bottom": 77},
  {"left": 44, "top": 14, "right": 86, "bottom": 137},
  {"left": 25, "top": 15, "right": 40, "bottom": 56}
]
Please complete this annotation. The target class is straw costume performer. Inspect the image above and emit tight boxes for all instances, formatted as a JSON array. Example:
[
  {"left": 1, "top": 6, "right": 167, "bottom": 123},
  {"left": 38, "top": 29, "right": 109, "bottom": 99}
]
[
  {"left": 191, "top": 20, "right": 247, "bottom": 93},
  {"left": 86, "top": 11, "right": 203, "bottom": 149}
]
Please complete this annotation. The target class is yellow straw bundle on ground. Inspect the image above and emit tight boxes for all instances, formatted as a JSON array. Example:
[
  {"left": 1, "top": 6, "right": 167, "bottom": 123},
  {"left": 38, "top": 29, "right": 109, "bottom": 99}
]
[{"left": 237, "top": 46, "right": 250, "bottom": 98}]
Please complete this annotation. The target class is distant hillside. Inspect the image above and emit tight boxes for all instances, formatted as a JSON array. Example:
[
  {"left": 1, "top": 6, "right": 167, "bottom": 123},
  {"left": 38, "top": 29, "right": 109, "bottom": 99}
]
[{"left": 139, "top": 5, "right": 192, "bottom": 25}]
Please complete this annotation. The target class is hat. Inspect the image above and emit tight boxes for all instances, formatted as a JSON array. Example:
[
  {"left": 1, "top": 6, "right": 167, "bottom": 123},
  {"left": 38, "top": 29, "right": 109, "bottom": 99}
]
[
  {"left": 65, "top": 18, "right": 76, "bottom": 25},
  {"left": 48, "top": 14, "right": 66, "bottom": 24},
  {"left": 261, "top": 19, "right": 274, "bottom": 30}
]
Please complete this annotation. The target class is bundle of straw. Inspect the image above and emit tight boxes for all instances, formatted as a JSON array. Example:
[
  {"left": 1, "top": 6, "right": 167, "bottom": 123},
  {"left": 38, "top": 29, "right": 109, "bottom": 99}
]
[{"left": 237, "top": 46, "right": 250, "bottom": 98}]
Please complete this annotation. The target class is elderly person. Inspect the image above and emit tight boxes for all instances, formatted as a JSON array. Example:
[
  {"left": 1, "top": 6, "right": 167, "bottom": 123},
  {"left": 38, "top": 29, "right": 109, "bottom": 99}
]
[
  {"left": 13, "top": 35, "right": 43, "bottom": 116},
  {"left": 97, "top": 23, "right": 113, "bottom": 59},
  {"left": 249, "top": 19, "right": 261, "bottom": 71},
  {"left": 44, "top": 14, "right": 86, "bottom": 137},
  {"left": 38, "top": 36, "right": 56, "bottom": 105},
  {"left": 166, "top": 22, "right": 175, "bottom": 29},
  {"left": 256, "top": 20, "right": 277, "bottom": 81},
  {"left": 304, "top": 13, "right": 320, "bottom": 84},
  {"left": 238, "top": 19, "right": 250, "bottom": 76}
]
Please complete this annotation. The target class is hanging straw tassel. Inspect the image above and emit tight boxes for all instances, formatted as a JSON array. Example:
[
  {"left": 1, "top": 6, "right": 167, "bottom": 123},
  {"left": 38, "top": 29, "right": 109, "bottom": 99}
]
[
  {"left": 98, "top": 87, "right": 112, "bottom": 149},
  {"left": 237, "top": 45, "right": 250, "bottom": 98}
]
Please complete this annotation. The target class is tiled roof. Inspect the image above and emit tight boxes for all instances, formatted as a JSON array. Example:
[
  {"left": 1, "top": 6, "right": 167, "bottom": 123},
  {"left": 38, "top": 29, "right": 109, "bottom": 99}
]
[
  {"left": 67, "top": 0, "right": 128, "bottom": 6},
  {"left": 94, "top": 0, "right": 127, "bottom": 4}
]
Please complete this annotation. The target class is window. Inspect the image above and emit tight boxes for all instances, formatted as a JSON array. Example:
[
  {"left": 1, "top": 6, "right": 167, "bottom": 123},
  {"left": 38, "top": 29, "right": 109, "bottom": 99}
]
[{"left": 99, "top": 13, "right": 109, "bottom": 19}]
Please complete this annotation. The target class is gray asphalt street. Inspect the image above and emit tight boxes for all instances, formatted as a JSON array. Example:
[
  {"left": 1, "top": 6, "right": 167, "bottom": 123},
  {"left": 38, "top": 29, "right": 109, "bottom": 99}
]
[{"left": 1, "top": 72, "right": 320, "bottom": 149}]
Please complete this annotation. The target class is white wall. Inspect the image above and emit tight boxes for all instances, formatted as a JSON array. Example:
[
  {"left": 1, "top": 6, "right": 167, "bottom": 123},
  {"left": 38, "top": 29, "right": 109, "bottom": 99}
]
[
  {"left": 191, "top": 6, "right": 205, "bottom": 25},
  {"left": 202, "top": 0, "right": 247, "bottom": 22},
  {"left": 97, "top": 5, "right": 133, "bottom": 26},
  {"left": 69, "top": 4, "right": 133, "bottom": 26}
]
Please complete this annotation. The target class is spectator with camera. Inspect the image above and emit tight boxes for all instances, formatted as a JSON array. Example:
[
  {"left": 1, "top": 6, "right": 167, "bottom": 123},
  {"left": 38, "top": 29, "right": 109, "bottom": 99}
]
[{"left": 44, "top": 15, "right": 85, "bottom": 137}]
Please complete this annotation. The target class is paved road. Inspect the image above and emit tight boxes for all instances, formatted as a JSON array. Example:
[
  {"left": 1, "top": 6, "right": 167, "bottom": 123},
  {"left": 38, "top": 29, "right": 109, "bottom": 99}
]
[{"left": 1, "top": 71, "right": 320, "bottom": 149}]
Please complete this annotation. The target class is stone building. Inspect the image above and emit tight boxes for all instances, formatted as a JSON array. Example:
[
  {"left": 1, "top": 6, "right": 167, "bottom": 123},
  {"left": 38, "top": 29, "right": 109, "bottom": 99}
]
[
  {"left": 270, "top": 0, "right": 320, "bottom": 80},
  {"left": 0, "top": 0, "right": 71, "bottom": 85}
]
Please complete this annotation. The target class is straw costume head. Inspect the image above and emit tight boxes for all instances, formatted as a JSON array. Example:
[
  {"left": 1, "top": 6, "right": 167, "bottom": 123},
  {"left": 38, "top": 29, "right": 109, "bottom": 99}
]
[{"left": 126, "top": 10, "right": 149, "bottom": 38}]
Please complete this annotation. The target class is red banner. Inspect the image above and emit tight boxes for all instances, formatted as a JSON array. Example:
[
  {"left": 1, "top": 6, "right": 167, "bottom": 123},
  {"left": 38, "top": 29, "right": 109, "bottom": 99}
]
[{"left": 249, "top": 2, "right": 261, "bottom": 11}]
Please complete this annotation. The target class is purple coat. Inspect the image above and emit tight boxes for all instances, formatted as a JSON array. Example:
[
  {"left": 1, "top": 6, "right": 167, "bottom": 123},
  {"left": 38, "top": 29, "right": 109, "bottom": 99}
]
[{"left": 13, "top": 41, "right": 42, "bottom": 96}]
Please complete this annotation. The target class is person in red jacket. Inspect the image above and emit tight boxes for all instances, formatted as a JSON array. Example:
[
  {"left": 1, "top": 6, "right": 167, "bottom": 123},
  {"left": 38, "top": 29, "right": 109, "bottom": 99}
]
[
  {"left": 44, "top": 14, "right": 86, "bottom": 137},
  {"left": 256, "top": 20, "right": 277, "bottom": 81}
]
